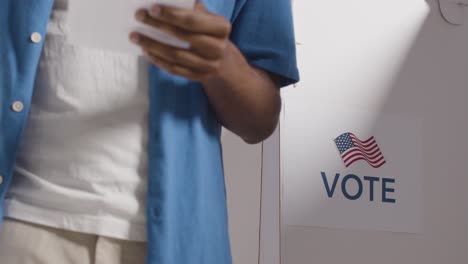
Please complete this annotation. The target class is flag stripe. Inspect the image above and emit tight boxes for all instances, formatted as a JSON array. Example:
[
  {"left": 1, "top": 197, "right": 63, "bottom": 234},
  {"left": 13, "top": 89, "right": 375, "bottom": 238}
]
[
  {"left": 349, "top": 133, "right": 375, "bottom": 145},
  {"left": 344, "top": 154, "right": 385, "bottom": 166},
  {"left": 349, "top": 133, "right": 374, "bottom": 143},
  {"left": 343, "top": 142, "right": 378, "bottom": 157},
  {"left": 345, "top": 157, "right": 386, "bottom": 168},
  {"left": 351, "top": 138, "right": 377, "bottom": 151},
  {"left": 342, "top": 145, "right": 380, "bottom": 159},
  {"left": 351, "top": 138, "right": 375, "bottom": 148},
  {"left": 343, "top": 150, "right": 383, "bottom": 162}
]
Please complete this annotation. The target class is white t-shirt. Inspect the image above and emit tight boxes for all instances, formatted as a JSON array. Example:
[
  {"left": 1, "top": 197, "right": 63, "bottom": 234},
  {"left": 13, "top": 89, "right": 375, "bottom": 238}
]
[{"left": 4, "top": 0, "right": 150, "bottom": 242}]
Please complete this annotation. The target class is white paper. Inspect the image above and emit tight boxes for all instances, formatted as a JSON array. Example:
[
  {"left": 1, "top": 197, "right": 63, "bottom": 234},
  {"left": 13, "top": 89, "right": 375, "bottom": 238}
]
[{"left": 68, "top": 0, "right": 196, "bottom": 56}]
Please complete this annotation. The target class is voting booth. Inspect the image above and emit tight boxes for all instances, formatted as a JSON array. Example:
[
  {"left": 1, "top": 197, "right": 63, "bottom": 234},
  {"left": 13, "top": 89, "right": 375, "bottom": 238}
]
[{"left": 259, "top": 0, "right": 468, "bottom": 264}]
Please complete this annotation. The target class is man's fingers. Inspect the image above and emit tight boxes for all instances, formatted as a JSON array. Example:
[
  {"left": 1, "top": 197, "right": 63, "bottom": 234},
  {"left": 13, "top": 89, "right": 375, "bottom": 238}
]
[
  {"left": 130, "top": 33, "right": 222, "bottom": 74},
  {"left": 130, "top": 32, "right": 185, "bottom": 64},
  {"left": 147, "top": 4, "right": 231, "bottom": 37},
  {"left": 134, "top": 10, "right": 227, "bottom": 60},
  {"left": 143, "top": 51, "right": 208, "bottom": 81},
  {"left": 193, "top": 1, "right": 209, "bottom": 13},
  {"left": 131, "top": 2, "right": 230, "bottom": 81}
]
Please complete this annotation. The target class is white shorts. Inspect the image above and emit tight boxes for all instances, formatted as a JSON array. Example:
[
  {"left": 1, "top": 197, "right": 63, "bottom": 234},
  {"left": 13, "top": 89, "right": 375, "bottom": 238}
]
[{"left": 0, "top": 218, "right": 146, "bottom": 264}]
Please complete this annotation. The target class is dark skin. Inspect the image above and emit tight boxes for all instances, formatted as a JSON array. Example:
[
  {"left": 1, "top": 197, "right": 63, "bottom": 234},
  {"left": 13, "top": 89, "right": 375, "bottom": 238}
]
[{"left": 129, "top": 2, "right": 282, "bottom": 144}]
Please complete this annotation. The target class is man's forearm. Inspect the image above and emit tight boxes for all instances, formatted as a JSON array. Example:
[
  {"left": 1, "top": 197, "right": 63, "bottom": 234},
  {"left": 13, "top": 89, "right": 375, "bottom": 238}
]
[{"left": 201, "top": 42, "right": 282, "bottom": 144}]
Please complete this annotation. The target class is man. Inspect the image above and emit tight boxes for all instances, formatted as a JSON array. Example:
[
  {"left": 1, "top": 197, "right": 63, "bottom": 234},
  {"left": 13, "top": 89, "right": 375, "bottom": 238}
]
[{"left": 0, "top": 0, "right": 299, "bottom": 263}]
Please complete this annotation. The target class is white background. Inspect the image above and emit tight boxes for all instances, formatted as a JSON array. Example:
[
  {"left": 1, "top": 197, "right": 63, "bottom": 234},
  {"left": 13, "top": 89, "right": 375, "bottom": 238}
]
[{"left": 222, "top": 130, "right": 263, "bottom": 264}]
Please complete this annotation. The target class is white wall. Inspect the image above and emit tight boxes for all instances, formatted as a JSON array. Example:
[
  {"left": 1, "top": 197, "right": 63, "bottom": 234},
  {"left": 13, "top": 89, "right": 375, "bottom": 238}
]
[
  {"left": 277, "top": 0, "right": 468, "bottom": 264},
  {"left": 222, "top": 130, "right": 262, "bottom": 264}
]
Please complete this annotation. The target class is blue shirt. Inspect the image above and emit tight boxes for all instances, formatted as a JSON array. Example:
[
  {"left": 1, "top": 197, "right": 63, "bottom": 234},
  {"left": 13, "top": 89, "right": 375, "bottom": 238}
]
[{"left": 0, "top": 0, "right": 299, "bottom": 263}]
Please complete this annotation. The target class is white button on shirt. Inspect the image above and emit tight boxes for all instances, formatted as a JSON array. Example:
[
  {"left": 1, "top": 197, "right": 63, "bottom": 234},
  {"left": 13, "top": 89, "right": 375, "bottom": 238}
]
[
  {"left": 30, "top": 32, "right": 42, "bottom": 43},
  {"left": 11, "top": 101, "right": 24, "bottom": 112},
  {"left": 0, "top": 175, "right": 3, "bottom": 185}
]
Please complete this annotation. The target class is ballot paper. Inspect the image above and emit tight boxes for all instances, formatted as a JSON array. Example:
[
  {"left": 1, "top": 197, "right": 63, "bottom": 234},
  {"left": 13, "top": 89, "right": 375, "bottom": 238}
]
[{"left": 68, "top": 0, "right": 196, "bottom": 56}]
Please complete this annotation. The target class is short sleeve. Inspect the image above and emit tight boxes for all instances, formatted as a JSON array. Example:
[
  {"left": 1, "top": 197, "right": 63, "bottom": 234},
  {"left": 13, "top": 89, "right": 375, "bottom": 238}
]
[{"left": 230, "top": 0, "right": 300, "bottom": 87}]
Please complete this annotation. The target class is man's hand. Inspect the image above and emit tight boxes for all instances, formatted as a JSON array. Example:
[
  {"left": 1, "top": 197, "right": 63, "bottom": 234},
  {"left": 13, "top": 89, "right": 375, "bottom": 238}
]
[
  {"left": 130, "top": 2, "right": 282, "bottom": 144},
  {"left": 130, "top": 2, "right": 231, "bottom": 82}
]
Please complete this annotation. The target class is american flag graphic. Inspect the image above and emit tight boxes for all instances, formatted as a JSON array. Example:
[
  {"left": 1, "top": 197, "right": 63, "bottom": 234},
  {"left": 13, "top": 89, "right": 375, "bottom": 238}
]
[{"left": 334, "top": 132, "right": 386, "bottom": 168}]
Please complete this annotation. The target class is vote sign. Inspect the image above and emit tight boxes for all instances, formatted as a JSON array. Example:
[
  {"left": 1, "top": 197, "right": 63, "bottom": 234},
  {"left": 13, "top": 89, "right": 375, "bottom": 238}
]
[{"left": 281, "top": 109, "right": 424, "bottom": 233}]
